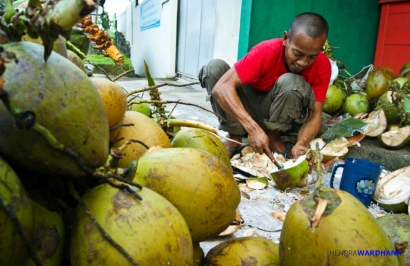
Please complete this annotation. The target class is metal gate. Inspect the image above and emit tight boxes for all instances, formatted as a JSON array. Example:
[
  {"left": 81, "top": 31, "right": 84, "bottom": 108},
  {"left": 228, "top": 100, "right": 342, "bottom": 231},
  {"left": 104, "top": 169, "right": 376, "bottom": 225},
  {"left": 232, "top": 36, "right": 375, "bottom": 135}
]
[{"left": 176, "top": 0, "right": 216, "bottom": 79}]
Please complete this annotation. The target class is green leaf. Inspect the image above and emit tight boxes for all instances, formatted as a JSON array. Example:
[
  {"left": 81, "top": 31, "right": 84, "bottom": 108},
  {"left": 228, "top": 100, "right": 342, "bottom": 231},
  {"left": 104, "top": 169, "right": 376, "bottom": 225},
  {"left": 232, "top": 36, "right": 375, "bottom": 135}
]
[{"left": 143, "top": 60, "right": 156, "bottom": 87}]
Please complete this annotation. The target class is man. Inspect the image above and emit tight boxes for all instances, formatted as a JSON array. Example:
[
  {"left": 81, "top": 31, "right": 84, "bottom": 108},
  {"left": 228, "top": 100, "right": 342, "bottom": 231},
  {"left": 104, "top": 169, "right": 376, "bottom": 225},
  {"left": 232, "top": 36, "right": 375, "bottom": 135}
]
[{"left": 198, "top": 12, "right": 331, "bottom": 163}]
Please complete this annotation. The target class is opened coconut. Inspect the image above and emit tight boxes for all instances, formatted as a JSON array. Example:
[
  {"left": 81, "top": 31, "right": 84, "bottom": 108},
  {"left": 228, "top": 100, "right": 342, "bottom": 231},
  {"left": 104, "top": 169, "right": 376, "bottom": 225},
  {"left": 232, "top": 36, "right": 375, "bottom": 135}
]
[
  {"left": 374, "top": 166, "right": 410, "bottom": 213},
  {"left": 112, "top": 110, "right": 171, "bottom": 168},
  {"left": 70, "top": 184, "right": 193, "bottom": 265},
  {"left": 377, "top": 214, "right": 410, "bottom": 265},
  {"left": 280, "top": 188, "right": 400, "bottom": 265},
  {"left": 399, "top": 62, "right": 410, "bottom": 80},
  {"left": 376, "top": 91, "right": 401, "bottom": 125},
  {"left": 366, "top": 66, "right": 396, "bottom": 101},
  {"left": 310, "top": 138, "right": 348, "bottom": 163},
  {"left": 0, "top": 42, "right": 109, "bottom": 177},
  {"left": 132, "top": 148, "right": 241, "bottom": 243},
  {"left": 378, "top": 125, "right": 410, "bottom": 149},
  {"left": 171, "top": 127, "right": 231, "bottom": 168},
  {"left": 0, "top": 156, "right": 34, "bottom": 265},
  {"left": 203, "top": 237, "right": 280, "bottom": 265},
  {"left": 361, "top": 109, "right": 388, "bottom": 137},
  {"left": 270, "top": 155, "right": 309, "bottom": 190}
]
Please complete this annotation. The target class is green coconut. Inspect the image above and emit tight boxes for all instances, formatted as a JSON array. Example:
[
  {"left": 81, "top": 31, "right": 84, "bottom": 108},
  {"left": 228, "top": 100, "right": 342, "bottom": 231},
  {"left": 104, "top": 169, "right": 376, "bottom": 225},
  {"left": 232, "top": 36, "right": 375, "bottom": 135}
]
[
  {"left": 0, "top": 156, "right": 34, "bottom": 266},
  {"left": 171, "top": 127, "right": 231, "bottom": 168},
  {"left": 133, "top": 148, "right": 241, "bottom": 243},
  {"left": 0, "top": 42, "right": 109, "bottom": 178},
  {"left": 377, "top": 214, "right": 410, "bottom": 265},
  {"left": 70, "top": 184, "right": 193, "bottom": 265},
  {"left": 375, "top": 91, "right": 401, "bottom": 125},
  {"left": 366, "top": 66, "right": 396, "bottom": 101},
  {"left": 280, "top": 188, "right": 400, "bottom": 265},
  {"left": 203, "top": 237, "right": 280, "bottom": 265},
  {"left": 323, "top": 84, "right": 345, "bottom": 114},
  {"left": 343, "top": 93, "right": 369, "bottom": 116},
  {"left": 24, "top": 200, "right": 65, "bottom": 266},
  {"left": 129, "top": 97, "right": 151, "bottom": 117},
  {"left": 270, "top": 155, "right": 309, "bottom": 191}
]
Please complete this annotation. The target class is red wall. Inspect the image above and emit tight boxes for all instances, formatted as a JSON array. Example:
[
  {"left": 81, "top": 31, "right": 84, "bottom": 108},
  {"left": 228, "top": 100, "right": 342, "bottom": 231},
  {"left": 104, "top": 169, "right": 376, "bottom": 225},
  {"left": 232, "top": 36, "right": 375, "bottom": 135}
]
[{"left": 374, "top": 0, "right": 410, "bottom": 75}]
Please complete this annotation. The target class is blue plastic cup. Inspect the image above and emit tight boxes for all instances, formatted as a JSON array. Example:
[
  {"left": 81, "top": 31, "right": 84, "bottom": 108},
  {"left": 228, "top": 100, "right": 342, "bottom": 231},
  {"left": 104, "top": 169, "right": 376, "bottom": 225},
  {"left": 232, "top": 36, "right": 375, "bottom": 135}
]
[{"left": 330, "top": 158, "right": 384, "bottom": 207}]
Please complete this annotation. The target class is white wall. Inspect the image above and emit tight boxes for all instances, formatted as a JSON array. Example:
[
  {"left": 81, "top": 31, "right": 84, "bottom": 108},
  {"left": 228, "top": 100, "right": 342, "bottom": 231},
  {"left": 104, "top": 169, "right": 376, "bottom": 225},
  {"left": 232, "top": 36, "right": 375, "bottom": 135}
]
[
  {"left": 213, "top": 0, "right": 241, "bottom": 66},
  {"left": 126, "top": 0, "right": 178, "bottom": 78}
]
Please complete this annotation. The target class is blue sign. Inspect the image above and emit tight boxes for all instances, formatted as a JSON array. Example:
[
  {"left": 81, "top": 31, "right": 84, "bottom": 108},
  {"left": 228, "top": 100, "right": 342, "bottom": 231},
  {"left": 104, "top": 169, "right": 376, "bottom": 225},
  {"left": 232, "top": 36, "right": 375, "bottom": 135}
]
[{"left": 140, "top": 0, "right": 161, "bottom": 31}]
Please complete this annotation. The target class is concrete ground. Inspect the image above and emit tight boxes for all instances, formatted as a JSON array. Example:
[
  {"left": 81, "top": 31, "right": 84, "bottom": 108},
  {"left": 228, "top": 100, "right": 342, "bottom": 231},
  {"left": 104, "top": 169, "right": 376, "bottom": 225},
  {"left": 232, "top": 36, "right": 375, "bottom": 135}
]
[{"left": 112, "top": 74, "right": 408, "bottom": 257}]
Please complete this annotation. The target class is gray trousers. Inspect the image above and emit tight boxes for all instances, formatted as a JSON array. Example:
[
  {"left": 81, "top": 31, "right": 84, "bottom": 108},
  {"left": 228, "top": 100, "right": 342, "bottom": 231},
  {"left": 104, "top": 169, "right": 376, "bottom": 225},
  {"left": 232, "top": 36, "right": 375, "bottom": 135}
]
[{"left": 198, "top": 59, "right": 315, "bottom": 136}]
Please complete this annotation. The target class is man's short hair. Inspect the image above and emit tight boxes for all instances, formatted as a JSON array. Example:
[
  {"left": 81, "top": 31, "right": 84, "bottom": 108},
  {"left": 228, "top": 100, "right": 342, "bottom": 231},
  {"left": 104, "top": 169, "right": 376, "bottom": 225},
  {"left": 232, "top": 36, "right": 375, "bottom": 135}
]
[{"left": 289, "top": 12, "right": 329, "bottom": 39}]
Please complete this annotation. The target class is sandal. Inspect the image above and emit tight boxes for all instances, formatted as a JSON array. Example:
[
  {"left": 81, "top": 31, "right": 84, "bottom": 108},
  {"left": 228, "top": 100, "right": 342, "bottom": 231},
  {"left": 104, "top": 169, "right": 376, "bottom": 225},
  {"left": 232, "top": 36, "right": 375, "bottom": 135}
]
[
  {"left": 273, "top": 142, "right": 292, "bottom": 159},
  {"left": 226, "top": 144, "right": 246, "bottom": 158}
]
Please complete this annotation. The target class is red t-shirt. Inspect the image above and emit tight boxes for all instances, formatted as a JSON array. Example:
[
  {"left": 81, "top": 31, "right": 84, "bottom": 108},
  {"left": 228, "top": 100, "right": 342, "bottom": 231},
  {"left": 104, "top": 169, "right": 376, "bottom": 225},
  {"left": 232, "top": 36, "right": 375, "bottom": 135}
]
[{"left": 234, "top": 39, "right": 331, "bottom": 102}]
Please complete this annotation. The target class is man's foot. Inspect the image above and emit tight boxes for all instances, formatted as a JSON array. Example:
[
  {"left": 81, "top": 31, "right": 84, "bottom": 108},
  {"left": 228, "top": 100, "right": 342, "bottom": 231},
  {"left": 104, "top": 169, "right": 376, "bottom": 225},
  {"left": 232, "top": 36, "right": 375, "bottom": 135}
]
[
  {"left": 268, "top": 130, "right": 292, "bottom": 158},
  {"left": 224, "top": 134, "right": 243, "bottom": 158}
]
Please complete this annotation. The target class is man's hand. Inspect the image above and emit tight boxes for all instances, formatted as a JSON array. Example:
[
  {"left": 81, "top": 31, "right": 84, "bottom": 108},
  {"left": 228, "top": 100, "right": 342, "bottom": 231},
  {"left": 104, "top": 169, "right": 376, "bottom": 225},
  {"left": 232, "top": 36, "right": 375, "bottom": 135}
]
[
  {"left": 290, "top": 143, "right": 308, "bottom": 160},
  {"left": 247, "top": 127, "right": 275, "bottom": 162}
]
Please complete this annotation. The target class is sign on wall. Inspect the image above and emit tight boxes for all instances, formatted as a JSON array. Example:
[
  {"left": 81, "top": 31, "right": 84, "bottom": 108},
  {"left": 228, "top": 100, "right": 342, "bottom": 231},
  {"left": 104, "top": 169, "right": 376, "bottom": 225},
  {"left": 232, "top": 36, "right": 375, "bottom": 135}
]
[{"left": 140, "top": 0, "right": 161, "bottom": 31}]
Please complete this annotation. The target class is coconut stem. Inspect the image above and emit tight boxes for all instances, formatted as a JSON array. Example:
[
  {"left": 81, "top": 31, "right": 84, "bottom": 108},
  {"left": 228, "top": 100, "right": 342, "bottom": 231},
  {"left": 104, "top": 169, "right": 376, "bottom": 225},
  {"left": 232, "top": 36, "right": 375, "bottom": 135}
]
[
  {"left": 125, "top": 81, "right": 201, "bottom": 97},
  {"left": 310, "top": 197, "right": 330, "bottom": 229},
  {"left": 49, "top": 0, "right": 95, "bottom": 31},
  {"left": 166, "top": 119, "right": 220, "bottom": 135}
]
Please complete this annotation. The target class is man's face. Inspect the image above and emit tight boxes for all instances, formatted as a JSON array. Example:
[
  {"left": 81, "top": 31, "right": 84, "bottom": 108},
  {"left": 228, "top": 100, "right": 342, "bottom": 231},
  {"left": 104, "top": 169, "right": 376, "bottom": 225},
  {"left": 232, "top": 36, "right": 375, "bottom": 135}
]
[{"left": 283, "top": 29, "right": 326, "bottom": 73}]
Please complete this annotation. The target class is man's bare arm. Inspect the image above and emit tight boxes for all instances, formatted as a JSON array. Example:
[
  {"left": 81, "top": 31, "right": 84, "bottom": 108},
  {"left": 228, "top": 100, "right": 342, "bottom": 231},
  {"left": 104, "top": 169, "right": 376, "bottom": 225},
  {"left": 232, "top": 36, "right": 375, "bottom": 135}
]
[
  {"left": 291, "top": 101, "right": 324, "bottom": 159},
  {"left": 212, "top": 68, "right": 274, "bottom": 161}
]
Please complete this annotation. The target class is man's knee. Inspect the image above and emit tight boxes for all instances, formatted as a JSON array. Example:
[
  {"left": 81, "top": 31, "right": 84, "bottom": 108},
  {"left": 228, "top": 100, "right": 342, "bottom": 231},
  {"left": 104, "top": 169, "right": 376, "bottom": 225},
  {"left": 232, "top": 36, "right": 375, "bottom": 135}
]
[
  {"left": 198, "top": 59, "right": 230, "bottom": 92},
  {"left": 276, "top": 73, "right": 307, "bottom": 91}
]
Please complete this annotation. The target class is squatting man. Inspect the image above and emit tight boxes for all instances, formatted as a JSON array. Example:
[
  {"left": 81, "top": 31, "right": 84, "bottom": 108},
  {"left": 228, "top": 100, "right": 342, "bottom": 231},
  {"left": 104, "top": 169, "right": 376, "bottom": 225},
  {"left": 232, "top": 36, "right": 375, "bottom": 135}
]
[{"left": 198, "top": 12, "right": 331, "bottom": 166}]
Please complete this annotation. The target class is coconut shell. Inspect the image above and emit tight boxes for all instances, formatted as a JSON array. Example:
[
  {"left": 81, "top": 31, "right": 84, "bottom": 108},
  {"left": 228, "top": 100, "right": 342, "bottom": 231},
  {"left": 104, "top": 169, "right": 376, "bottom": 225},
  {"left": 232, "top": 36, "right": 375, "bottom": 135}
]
[
  {"left": 280, "top": 188, "right": 399, "bottom": 265},
  {"left": 204, "top": 237, "right": 280, "bottom": 265},
  {"left": 362, "top": 109, "right": 388, "bottom": 137},
  {"left": 70, "top": 184, "right": 193, "bottom": 265},
  {"left": 378, "top": 126, "right": 410, "bottom": 149},
  {"left": 133, "top": 148, "right": 241, "bottom": 243},
  {"left": 270, "top": 155, "right": 309, "bottom": 190},
  {"left": 376, "top": 91, "right": 401, "bottom": 125},
  {"left": 374, "top": 165, "right": 410, "bottom": 213},
  {"left": 0, "top": 42, "right": 109, "bottom": 178}
]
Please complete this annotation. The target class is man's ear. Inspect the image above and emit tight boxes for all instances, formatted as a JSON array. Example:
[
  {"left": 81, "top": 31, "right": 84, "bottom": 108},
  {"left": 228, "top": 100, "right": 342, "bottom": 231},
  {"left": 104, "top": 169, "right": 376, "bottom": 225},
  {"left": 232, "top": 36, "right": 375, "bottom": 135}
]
[{"left": 283, "top": 31, "right": 289, "bottom": 46}]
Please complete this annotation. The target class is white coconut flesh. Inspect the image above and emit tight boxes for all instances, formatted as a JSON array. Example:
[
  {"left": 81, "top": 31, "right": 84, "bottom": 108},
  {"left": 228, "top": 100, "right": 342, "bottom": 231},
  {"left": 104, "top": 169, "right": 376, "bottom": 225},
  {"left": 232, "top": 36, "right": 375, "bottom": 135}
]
[
  {"left": 362, "top": 109, "right": 387, "bottom": 137},
  {"left": 375, "top": 166, "right": 410, "bottom": 205},
  {"left": 379, "top": 126, "right": 410, "bottom": 147},
  {"left": 270, "top": 154, "right": 307, "bottom": 173}
]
